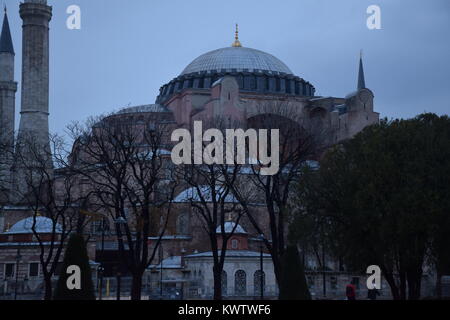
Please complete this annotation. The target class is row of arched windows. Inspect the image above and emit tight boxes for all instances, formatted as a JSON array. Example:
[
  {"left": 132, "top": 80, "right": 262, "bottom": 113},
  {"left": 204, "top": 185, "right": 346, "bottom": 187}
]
[{"left": 221, "top": 270, "right": 265, "bottom": 296}]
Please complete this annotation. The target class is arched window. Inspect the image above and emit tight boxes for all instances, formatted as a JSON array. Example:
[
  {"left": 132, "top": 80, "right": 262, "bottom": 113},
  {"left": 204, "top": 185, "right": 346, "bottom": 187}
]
[
  {"left": 254, "top": 270, "right": 266, "bottom": 296},
  {"left": 221, "top": 271, "right": 227, "bottom": 296},
  {"left": 235, "top": 270, "right": 247, "bottom": 296},
  {"left": 176, "top": 212, "right": 189, "bottom": 235}
]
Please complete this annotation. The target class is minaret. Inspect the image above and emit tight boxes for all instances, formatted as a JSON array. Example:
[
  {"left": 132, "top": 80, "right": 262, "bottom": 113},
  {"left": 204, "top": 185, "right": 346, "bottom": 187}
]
[
  {"left": 357, "top": 50, "right": 366, "bottom": 90},
  {"left": 12, "top": 0, "right": 52, "bottom": 202},
  {"left": 0, "top": 7, "right": 17, "bottom": 202},
  {"left": 17, "top": 0, "right": 52, "bottom": 153}
]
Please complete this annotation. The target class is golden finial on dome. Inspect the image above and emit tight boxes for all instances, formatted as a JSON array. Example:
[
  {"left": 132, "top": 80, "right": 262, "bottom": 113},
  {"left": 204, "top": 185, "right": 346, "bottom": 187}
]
[{"left": 232, "top": 23, "right": 242, "bottom": 47}]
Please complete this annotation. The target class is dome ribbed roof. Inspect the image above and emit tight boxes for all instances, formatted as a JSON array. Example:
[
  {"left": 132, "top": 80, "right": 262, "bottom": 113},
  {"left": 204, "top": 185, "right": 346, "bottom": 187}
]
[{"left": 181, "top": 47, "right": 293, "bottom": 76}]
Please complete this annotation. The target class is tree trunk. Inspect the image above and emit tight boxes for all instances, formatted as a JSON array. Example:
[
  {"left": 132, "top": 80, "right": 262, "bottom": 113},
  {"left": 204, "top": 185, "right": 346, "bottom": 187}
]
[
  {"left": 130, "top": 273, "right": 144, "bottom": 301},
  {"left": 399, "top": 271, "right": 407, "bottom": 300},
  {"left": 436, "top": 269, "right": 442, "bottom": 300},
  {"left": 213, "top": 265, "right": 223, "bottom": 301},
  {"left": 44, "top": 276, "right": 53, "bottom": 301},
  {"left": 407, "top": 269, "right": 422, "bottom": 300},
  {"left": 383, "top": 272, "right": 400, "bottom": 300},
  {"left": 271, "top": 254, "right": 283, "bottom": 299}
]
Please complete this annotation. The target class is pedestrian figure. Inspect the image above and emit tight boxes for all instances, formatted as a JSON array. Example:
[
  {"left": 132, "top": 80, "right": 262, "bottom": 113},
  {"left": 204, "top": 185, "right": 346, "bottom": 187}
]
[
  {"left": 346, "top": 280, "right": 357, "bottom": 300},
  {"left": 367, "top": 288, "right": 380, "bottom": 300}
]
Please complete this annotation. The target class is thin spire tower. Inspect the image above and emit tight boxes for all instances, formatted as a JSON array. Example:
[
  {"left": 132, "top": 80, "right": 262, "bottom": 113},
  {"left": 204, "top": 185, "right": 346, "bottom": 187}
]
[{"left": 357, "top": 50, "right": 366, "bottom": 90}]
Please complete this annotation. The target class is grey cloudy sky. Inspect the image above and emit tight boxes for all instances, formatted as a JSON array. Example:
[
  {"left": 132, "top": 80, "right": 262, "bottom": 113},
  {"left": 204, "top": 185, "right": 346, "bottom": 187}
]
[{"left": 4, "top": 0, "right": 450, "bottom": 135}]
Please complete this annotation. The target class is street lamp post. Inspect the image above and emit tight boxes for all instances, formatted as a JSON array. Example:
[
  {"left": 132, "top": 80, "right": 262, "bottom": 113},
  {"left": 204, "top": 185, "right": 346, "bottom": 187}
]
[
  {"left": 98, "top": 218, "right": 106, "bottom": 300},
  {"left": 180, "top": 248, "right": 186, "bottom": 300},
  {"left": 115, "top": 216, "right": 127, "bottom": 300},
  {"left": 258, "top": 234, "right": 265, "bottom": 300},
  {"left": 14, "top": 249, "right": 22, "bottom": 300},
  {"left": 159, "top": 244, "right": 163, "bottom": 299},
  {"left": 23, "top": 276, "right": 28, "bottom": 295}
]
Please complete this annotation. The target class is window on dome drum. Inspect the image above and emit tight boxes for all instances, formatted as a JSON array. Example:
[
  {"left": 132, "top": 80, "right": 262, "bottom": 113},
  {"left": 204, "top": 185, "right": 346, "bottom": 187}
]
[
  {"left": 29, "top": 263, "right": 39, "bottom": 277},
  {"left": 275, "top": 78, "right": 281, "bottom": 92},
  {"left": 250, "top": 76, "right": 256, "bottom": 90},
  {"left": 254, "top": 270, "right": 265, "bottom": 296},
  {"left": 4, "top": 263, "right": 15, "bottom": 278},
  {"left": 263, "top": 77, "right": 269, "bottom": 91},
  {"left": 221, "top": 271, "right": 227, "bottom": 296},
  {"left": 235, "top": 270, "right": 247, "bottom": 296},
  {"left": 286, "top": 80, "right": 292, "bottom": 94}
]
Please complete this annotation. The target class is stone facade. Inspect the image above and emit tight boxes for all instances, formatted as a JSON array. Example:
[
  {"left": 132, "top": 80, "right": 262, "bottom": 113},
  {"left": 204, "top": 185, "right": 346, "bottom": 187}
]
[{"left": 3, "top": 1, "right": 440, "bottom": 301}]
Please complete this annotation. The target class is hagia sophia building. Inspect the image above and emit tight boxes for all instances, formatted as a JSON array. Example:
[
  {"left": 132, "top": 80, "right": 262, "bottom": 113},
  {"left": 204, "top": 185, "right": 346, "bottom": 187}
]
[{"left": 2, "top": 1, "right": 431, "bottom": 300}]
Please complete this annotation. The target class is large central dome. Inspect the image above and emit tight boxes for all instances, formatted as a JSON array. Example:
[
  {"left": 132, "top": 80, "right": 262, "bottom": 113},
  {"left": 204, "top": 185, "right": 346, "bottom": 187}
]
[
  {"left": 156, "top": 30, "right": 316, "bottom": 104},
  {"left": 181, "top": 47, "right": 293, "bottom": 76}
]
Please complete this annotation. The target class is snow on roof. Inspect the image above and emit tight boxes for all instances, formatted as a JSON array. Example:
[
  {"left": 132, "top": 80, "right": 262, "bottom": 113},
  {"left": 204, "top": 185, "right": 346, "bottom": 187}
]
[
  {"left": 185, "top": 250, "right": 271, "bottom": 259},
  {"left": 215, "top": 222, "right": 247, "bottom": 234},
  {"left": 148, "top": 256, "right": 183, "bottom": 269},
  {"left": 5, "top": 216, "right": 63, "bottom": 235},
  {"left": 174, "top": 185, "right": 238, "bottom": 203}
]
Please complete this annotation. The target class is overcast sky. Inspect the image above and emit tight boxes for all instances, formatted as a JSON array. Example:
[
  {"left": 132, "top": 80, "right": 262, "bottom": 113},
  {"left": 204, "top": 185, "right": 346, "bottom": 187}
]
[{"left": 4, "top": 0, "right": 450, "bottom": 135}]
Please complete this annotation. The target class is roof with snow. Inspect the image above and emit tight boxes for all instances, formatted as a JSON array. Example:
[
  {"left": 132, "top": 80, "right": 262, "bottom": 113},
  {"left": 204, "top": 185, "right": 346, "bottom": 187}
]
[
  {"left": 5, "top": 216, "right": 62, "bottom": 234},
  {"left": 185, "top": 250, "right": 271, "bottom": 259},
  {"left": 174, "top": 185, "right": 238, "bottom": 203},
  {"left": 215, "top": 222, "right": 247, "bottom": 234},
  {"left": 148, "top": 256, "right": 183, "bottom": 269}
]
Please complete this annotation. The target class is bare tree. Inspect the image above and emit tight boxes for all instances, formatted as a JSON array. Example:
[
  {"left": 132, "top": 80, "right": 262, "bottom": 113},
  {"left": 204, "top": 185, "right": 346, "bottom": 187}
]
[
  {"left": 175, "top": 117, "right": 244, "bottom": 300},
  {"left": 12, "top": 133, "right": 82, "bottom": 300},
  {"left": 224, "top": 101, "right": 327, "bottom": 293},
  {"left": 68, "top": 112, "right": 177, "bottom": 300},
  {"left": 0, "top": 130, "right": 15, "bottom": 203}
]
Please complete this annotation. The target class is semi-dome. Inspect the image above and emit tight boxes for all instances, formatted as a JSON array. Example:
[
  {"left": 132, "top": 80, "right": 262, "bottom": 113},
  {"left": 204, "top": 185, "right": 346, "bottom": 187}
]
[
  {"left": 116, "top": 104, "right": 171, "bottom": 115},
  {"left": 181, "top": 47, "right": 293, "bottom": 76},
  {"left": 6, "top": 216, "right": 62, "bottom": 234}
]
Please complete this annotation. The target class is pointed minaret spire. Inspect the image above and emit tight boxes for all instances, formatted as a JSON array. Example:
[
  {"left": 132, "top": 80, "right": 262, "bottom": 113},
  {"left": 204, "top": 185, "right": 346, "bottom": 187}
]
[
  {"left": 0, "top": 6, "right": 14, "bottom": 54},
  {"left": 357, "top": 50, "right": 366, "bottom": 90},
  {"left": 0, "top": 4, "right": 17, "bottom": 203}
]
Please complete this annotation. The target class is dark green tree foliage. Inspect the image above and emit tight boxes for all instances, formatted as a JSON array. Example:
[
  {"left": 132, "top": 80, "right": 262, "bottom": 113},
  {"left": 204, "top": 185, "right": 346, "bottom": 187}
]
[
  {"left": 279, "top": 245, "right": 311, "bottom": 300},
  {"left": 54, "top": 233, "right": 96, "bottom": 300},
  {"left": 296, "top": 113, "right": 450, "bottom": 300}
]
